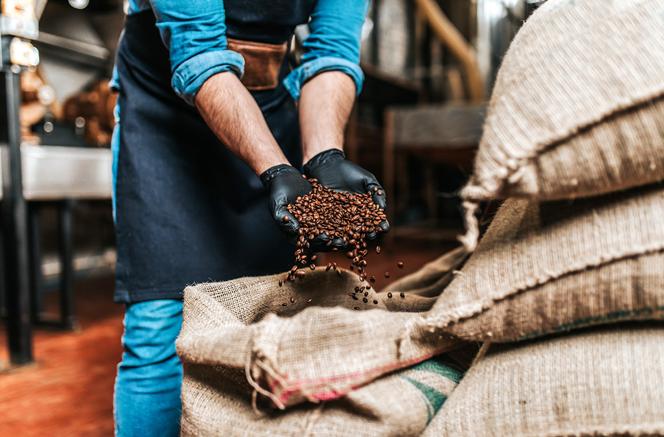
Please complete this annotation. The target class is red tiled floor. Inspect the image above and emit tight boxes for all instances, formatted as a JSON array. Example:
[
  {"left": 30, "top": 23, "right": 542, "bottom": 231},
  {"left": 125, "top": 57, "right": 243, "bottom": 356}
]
[
  {"left": 0, "top": 276, "right": 123, "bottom": 437},
  {"left": 0, "top": 240, "right": 453, "bottom": 436}
]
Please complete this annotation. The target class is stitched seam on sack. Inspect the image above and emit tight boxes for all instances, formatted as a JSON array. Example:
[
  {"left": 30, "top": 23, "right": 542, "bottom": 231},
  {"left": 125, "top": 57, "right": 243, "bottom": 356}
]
[
  {"left": 466, "top": 88, "right": 664, "bottom": 199},
  {"left": 517, "top": 305, "right": 664, "bottom": 341},
  {"left": 428, "top": 246, "right": 664, "bottom": 329},
  {"left": 511, "top": 93, "right": 664, "bottom": 193},
  {"left": 536, "top": 421, "right": 664, "bottom": 437}
]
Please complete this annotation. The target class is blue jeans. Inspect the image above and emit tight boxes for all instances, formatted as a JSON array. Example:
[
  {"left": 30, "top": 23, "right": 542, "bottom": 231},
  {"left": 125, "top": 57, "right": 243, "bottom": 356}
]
[{"left": 114, "top": 300, "right": 183, "bottom": 437}]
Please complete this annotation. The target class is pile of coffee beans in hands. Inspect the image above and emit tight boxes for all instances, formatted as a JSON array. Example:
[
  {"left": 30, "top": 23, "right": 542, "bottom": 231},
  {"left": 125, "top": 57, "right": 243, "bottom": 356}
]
[{"left": 281, "top": 178, "right": 387, "bottom": 284}]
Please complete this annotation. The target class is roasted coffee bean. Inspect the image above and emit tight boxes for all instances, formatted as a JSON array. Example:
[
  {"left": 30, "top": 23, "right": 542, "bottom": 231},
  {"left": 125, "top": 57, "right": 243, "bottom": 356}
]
[
  {"left": 397, "top": 261, "right": 404, "bottom": 269},
  {"left": 285, "top": 179, "right": 388, "bottom": 281},
  {"left": 384, "top": 271, "right": 390, "bottom": 278},
  {"left": 375, "top": 246, "right": 381, "bottom": 254},
  {"left": 290, "top": 297, "right": 295, "bottom": 303},
  {"left": 309, "top": 264, "right": 316, "bottom": 270},
  {"left": 307, "top": 298, "right": 313, "bottom": 303}
]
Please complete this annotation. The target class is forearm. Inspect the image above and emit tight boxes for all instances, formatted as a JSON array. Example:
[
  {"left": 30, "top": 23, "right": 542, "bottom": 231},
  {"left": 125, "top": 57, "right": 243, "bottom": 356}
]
[
  {"left": 299, "top": 71, "right": 356, "bottom": 163},
  {"left": 195, "top": 71, "right": 289, "bottom": 175}
]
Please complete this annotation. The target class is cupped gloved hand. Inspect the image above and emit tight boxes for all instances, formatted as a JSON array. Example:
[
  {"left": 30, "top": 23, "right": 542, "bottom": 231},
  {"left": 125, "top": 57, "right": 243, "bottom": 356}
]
[
  {"left": 260, "top": 164, "right": 312, "bottom": 236},
  {"left": 304, "top": 148, "right": 390, "bottom": 245}
]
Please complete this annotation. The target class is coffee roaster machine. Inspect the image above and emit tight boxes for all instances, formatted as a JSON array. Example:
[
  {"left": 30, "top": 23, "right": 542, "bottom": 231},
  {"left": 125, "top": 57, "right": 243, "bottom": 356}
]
[{"left": 1, "top": 0, "right": 115, "bottom": 366}]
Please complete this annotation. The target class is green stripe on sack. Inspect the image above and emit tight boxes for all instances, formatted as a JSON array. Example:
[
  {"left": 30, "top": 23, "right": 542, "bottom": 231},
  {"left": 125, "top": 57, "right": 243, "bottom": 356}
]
[
  {"left": 411, "top": 356, "right": 463, "bottom": 384},
  {"left": 401, "top": 356, "right": 463, "bottom": 423},
  {"left": 402, "top": 376, "right": 447, "bottom": 423}
]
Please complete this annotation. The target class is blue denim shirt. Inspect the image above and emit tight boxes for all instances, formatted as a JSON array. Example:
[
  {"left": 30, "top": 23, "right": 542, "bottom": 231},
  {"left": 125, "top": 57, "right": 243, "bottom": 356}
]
[{"left": 118, "top": 0, "right": 368, "bottom": 105}]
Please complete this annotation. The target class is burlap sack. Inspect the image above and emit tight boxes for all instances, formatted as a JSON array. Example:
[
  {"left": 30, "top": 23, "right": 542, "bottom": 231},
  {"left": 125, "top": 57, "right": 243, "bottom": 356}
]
[
  {"left": 424, "top": 324, "right": 664, "bottom": 437},
  {"left": 402, "top": 183, "right": 664, "bottom": 343},
  {"left": 459, "top": 0, "right": 664, "bottom": 249},
  {"left": 176, "top": 247, "right": 468, "bottom": 410},
  {"left": 181, "top": 354, "right": 462, "bottom": 437}
]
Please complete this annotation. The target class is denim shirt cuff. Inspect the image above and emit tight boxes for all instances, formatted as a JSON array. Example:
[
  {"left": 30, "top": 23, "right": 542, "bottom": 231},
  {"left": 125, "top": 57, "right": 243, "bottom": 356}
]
[
  {"left": 171, "top": 50, "right": 245, "bottom": 105},
  {"left": 283, "top": 57, "right": 364, "bottom": 101}
]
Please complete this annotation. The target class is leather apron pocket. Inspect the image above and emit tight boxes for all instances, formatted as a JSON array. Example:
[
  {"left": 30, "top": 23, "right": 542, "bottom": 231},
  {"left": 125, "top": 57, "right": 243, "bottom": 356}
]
[{"left": 227, "top": 38, "right": 288, "bottom": 91}]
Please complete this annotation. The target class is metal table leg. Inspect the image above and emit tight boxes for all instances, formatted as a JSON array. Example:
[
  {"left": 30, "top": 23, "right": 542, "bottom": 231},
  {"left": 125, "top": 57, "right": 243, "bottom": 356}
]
[
  {"left": 1, "top": 68, "right": 33, "bottom": 365},
  {"left": 58, "top": 199, "right": 76, "bottom": 329},
  {"left": 28, "top": 202, "right": 43, "bottom": 320}
]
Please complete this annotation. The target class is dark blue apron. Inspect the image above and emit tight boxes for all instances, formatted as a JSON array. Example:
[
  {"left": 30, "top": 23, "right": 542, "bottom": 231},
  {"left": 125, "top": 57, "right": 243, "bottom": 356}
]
[{"left": 114, "top": 4, "right": 313, "bottom": 303}]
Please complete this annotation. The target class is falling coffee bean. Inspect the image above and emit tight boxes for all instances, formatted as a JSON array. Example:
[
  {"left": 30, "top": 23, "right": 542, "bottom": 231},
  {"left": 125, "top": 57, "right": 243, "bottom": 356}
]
[{"left": 397, "top": 261, "right": 404, "bottom": 269}]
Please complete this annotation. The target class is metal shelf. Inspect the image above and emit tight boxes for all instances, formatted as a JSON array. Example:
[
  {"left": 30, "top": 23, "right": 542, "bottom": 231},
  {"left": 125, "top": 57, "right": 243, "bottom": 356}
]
[{"left": 0, "top": 144, "right": 112, "bottom": 201}]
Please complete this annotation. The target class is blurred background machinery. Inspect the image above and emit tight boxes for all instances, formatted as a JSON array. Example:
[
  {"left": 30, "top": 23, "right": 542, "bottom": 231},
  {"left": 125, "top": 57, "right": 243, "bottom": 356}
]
[{"left": 1, "top": 0, "right": 545, "bottom": 365}]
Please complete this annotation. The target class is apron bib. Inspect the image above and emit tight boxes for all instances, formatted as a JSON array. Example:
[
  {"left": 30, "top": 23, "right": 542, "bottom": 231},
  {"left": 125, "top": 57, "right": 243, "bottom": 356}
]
[{"left": 113, "top": 10, "right": 304, "bottom": 302}]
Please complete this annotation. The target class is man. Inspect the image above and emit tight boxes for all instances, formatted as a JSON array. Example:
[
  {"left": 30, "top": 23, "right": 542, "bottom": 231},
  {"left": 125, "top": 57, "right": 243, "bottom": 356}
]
[{"left": 111, "top": 0, "right": 388, "bottom": 435}]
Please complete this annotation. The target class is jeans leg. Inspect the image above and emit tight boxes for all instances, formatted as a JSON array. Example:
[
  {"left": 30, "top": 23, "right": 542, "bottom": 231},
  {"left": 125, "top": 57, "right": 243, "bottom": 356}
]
[{"left": 114, "top": 299, "right": 183, "bottom": 437}]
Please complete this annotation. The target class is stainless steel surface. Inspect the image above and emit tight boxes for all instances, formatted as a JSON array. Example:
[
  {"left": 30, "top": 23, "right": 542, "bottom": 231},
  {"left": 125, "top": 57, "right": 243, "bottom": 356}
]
[
  {"left": 0, "top": 145, "right": 112, "bottom": 200},
  {"left": 37, "top": 31, "right": 110, "bottom": 60}
]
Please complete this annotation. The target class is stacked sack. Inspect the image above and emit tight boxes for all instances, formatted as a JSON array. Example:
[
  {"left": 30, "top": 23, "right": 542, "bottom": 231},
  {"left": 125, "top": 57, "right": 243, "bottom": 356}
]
[
  {"left": 177, "top": 0, "right": 664, "bottom": 435},
  {"left": 418, "top": 0, "right": 664, "bottom": 434},
  {"left": 177, "top": 249, "right": 474, "bottom": 436}
]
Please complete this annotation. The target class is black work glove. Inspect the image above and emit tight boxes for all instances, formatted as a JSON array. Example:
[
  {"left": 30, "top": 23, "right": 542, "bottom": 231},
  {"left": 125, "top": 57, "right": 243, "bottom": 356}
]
[
  {"left": 304, "top": 149, "right": 390, "bottom": 246},
  {"left": 260, "top": 164, "right": 312, "bottom": 236}
]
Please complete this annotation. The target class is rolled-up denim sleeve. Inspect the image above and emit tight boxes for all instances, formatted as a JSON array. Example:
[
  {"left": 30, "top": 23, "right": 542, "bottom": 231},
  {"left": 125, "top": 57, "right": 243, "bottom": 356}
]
[
  {"left": 149, "top": 0, "right": 244, "bottom": 105},
  {"left": 283, "top": 0, "right": 369, "bottom": 101}
]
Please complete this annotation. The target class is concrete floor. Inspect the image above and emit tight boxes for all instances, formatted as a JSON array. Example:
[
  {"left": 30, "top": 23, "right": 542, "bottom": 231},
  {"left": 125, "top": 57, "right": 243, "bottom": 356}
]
[{"left": 0, "top": 241, "right": 451, "bottom": 436}]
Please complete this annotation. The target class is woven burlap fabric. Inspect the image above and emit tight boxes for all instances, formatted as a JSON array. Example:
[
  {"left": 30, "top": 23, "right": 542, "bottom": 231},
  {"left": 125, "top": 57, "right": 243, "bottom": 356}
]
[
  {"left": 381, "top": 246, "right": 469, "bottom": 312},
  {"left": 459, "top": 0, "right": 664, "bottom": 249},
  {"left": 181, "top": 355, "right": 462, "bottom": 437},
  {"left": 177, "top": 248, "right": 468, "bottom": 410},
  {"left": 409, "top": 183, "right": 664, "bottom": 342},
  {"left": 424, "top": 324, "right": 664, "bottom": 437}
]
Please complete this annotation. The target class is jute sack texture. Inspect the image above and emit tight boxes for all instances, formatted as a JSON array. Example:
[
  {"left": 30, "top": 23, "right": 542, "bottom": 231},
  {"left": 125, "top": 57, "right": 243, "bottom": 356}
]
[
  {"left": 460, "top": 0, "right": 664, "bottom": 248},
  {"left": 423, "top": 324, "right": 664, "bottom": 437},
  {"left": 176, "top": 248, "right": 468, "bottom": 411},
  {"left": 394, "top": 183, "right": 664, "bottom": 343},
  {"left": 181, "top": 354, "right": 462, "bottom": 437}
]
